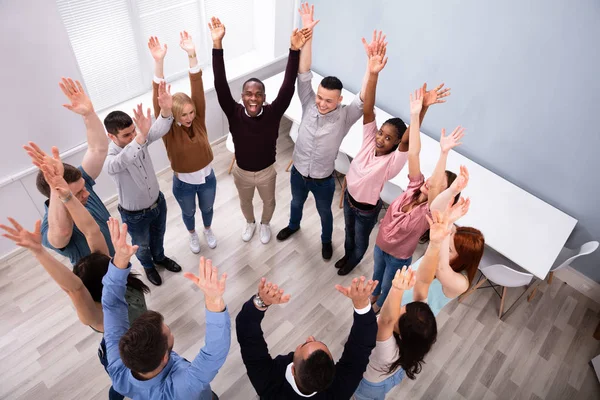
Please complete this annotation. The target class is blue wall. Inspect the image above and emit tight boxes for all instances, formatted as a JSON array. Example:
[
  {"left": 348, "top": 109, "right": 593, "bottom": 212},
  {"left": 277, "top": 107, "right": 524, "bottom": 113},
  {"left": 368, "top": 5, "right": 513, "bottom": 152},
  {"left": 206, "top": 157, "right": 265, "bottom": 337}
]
[{"left": 309, "top": 0, "right": 600, "bottom": 281}]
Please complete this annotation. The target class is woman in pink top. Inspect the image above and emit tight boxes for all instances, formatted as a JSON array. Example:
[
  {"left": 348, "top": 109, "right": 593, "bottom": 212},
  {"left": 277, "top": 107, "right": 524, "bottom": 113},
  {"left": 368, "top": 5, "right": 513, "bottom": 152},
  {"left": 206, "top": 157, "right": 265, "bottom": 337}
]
[
  {"left": 370, "top": 88, "right": 465, "bottom": 313},
  {"left": 336, "top": 32, "right": 451, "bottom": 277}
]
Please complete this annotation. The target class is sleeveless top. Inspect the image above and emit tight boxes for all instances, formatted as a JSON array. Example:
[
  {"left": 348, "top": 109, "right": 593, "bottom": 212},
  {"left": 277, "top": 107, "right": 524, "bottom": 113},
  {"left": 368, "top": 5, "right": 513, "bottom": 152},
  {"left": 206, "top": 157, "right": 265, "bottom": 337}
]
[{"left": 91, "top": 286, "right": 147, "bottom": 333}]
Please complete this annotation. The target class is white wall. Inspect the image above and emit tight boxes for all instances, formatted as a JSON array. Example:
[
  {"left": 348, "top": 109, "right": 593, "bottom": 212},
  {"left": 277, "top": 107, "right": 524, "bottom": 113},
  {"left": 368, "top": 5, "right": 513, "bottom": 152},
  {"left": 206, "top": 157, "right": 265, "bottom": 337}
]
[{"left": 0, "top": 0, "right": 294, "bottom": 260}]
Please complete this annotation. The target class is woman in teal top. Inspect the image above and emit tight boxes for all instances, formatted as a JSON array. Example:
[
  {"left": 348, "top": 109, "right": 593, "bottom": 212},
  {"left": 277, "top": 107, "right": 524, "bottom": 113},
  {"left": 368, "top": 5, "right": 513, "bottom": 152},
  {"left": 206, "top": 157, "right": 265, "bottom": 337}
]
[{"left": 1, "top": 153, "right": 148, "bottom": 400}]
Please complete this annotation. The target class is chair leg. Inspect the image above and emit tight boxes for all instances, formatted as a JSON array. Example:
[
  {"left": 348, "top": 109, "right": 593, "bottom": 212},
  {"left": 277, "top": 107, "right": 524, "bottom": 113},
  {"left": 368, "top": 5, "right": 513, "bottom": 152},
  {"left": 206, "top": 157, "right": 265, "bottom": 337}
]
[
  {"left": 547, "top": 271, "right": 554, "bottom": 284},
  {"left": 458, "top": 277, "right": 488, "bottom": 303},
  {"left": 499, "top": 286, "right": 507, "bottom": 318},
  {"left": 339, "top": 177, "right": 347, "bottom": 209},
  {"left": 228, "top": 155, "right": 236, "bottom": 174},
  {"left": 527, "top": 285, "right": 538, "bottom": 302},
  {"left": 285, "top": 159, "right": 293, "bottom": 172}
]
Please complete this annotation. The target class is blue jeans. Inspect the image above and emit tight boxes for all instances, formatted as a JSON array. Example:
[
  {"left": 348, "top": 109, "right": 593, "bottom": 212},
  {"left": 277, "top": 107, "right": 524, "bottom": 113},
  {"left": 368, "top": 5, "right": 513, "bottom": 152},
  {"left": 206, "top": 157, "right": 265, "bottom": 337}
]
[
  {"left": 172, "top": 171, "right": 217, "bottom": 231},
  {"left": 98, "top": 337, "right": 125, "bottom": 400},
  {"left": 288, "top": 166, "right": 336, "bottom": 243},
  {"left": 119, "top": 192, "right": 167, "bottom": 270},
  {"left": 354, "top": 368, "right": 405, "bottom": 400},
  {"left": 343, "top": 190, "right": 382, "bottom": 267},
  {"left": 373, "top": 245, "right": 412, "bottom": 308}
]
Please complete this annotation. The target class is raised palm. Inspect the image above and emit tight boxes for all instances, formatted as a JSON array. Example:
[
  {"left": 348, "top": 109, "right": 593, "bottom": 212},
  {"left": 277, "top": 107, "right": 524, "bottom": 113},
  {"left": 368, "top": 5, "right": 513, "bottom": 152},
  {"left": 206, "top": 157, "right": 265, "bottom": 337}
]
[
  {"left": 440, "top": 126, "right": 465, "bottom": 153},
  {"left": 422, "top": 83, "right": 451, "bottom": 107},
  {"left": 257, "top": 278, "right": 291, "bottom": 306},
  {"left": 291, "top": 27, "right": 314, "bottom": 50},
  {"left": 132, "top": 104, "right": 151, "bottom": 139},
  {"left": 157, "top": 81, "right": 172, "bottom": 112},
  {"left": 447, "top": 197, "right": 471, "bottom": 224},
  {"left": 0, "top": 218, "right": 43, "bottom": 253},
  {"left": 184, "top": 257, "right": 227, "bottom": 299},
  {"left": 59, "top": 78, "right": 94, "bottom": 116},
  {"left": 24, "top": 142, "right": 64, "bottom": 179},
  {"left": 179, "top": 31, "right": 196, "bottom": 54},
  {"left": 392, "top": 266, "right": 416, "bottom": 291},
  {"left": 208, "top": 17, "right": 226, "bottom": 42},
  {"left": 409, "top": 87, "right": 424, "bottom": 115},
  {"left": 450, "top": 165, "right": 470, "bottom": 193},
  {"left": 108, "top": 217, "right": 138, "bottom": 261},
  {"left": 148, "top": 36, "right": 167, "bottom": 61},
  {"left": 298, "top": 2, "right": 314, "bottom": 28},
  {"left": 427, "top": 209, "right": 452, "bottom": 244}
]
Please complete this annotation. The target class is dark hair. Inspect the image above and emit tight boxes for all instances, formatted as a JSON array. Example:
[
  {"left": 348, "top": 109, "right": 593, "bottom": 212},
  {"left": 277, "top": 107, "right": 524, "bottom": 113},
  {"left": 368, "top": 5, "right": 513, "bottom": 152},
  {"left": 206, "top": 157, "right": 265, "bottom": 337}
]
[
  {"left": 411, "top": 170, "right": 460, "bottom": 206},
  {"left": 73, "top": 252, "right": 149, "bottom": 302},
  {"left": 451, "top": 227, "right": 485, "bottom": 287},
  {"left": 295, "top": 349, "right": 335, "bottom": 393},
  {"left": 36, "top": 163, "right": 82, "bottom": 198},
  {"left": 119, "top": 310, "right": 168, "bottom": 373},
  {"left": 382, "top": 117, "right": 407, "bottom": 153},
  {"left": 104, "top": 111, "right": 133, "bottom": 135},
  {"left": 320, "top": 76, "right": 343, "bottom": 91},
  {"left": 387, "top": 301, "right": 437, "bottom": 379},
  {"left": 243, "top": 78, "right": 265, "bottom": 93}
]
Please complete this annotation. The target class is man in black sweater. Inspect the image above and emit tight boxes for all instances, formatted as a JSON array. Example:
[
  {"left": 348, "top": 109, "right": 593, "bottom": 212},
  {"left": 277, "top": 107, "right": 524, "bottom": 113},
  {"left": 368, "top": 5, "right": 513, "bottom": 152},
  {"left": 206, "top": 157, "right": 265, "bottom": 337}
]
[
  {"left": 209, "top": 16, "right": 317, "bottom": 245},
  {"left": 236, "top": 276, "right": 379, "bottom": 399}
]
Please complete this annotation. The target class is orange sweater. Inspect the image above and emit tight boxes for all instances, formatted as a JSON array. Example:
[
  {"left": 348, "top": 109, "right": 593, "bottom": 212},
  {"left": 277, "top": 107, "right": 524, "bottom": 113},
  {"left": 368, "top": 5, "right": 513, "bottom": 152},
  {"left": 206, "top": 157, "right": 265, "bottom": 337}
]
[{"left": 152, "top": 71, "right": 214, "bottom": 173}]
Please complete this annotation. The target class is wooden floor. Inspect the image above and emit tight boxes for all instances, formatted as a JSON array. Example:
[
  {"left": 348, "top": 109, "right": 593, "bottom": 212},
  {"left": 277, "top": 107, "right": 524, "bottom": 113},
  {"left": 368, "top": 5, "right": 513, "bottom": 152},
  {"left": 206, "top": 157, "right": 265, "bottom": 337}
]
[{"left": 1, "top": 119, "right": 599, "bottom": 399}]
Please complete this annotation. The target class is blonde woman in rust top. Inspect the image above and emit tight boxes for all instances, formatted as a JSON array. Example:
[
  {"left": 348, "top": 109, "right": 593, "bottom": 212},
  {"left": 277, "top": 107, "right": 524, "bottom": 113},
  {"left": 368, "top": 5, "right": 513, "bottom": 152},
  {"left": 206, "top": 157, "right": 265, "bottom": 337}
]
[{"left": 149, "top": 31, "right": 217, "bottom": 255}]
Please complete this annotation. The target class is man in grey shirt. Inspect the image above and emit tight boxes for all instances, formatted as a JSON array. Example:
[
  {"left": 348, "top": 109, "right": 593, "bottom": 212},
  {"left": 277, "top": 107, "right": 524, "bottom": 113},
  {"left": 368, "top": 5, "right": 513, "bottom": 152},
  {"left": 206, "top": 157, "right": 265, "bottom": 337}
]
[
  {"left": 104, "top": 81, "right": 181, "bottom": 286},
  {"left": 277, "top": 3, "right": 364, "bottom": 260}
]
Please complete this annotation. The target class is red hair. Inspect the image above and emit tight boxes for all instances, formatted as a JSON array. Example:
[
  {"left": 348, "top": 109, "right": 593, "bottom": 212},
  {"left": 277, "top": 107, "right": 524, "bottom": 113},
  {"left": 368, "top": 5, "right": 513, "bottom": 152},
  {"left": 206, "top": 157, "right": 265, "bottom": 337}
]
[{"left": 450, "top": 227, "right": 485, "bottom": 288}]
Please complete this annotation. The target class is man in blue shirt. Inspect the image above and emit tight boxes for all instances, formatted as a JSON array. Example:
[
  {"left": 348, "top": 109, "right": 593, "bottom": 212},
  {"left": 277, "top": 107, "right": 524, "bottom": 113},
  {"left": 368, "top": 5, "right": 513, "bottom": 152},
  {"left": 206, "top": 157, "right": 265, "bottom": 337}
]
[
  {"left": 102, "top": 217, "right": 231, "bottom": 399},
  {"left": 25, "top": 78, "right": 112, "bottom": 264}
]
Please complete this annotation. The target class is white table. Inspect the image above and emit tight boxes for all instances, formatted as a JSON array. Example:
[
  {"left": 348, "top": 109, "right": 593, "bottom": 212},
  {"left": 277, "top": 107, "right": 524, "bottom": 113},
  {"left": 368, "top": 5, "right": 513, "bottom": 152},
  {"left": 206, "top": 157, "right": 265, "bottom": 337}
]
[{"left": 263, "top": 71, "right": 578, "bottom": 280}]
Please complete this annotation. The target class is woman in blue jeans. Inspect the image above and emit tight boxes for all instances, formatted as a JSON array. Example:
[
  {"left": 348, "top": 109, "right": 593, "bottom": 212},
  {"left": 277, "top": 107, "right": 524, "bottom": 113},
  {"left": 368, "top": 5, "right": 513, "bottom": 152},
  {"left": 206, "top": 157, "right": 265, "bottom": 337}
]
[
  {"left": 355, "top": 203, "right": 466, "bottom": 399},
  {"left": 1, "top": 164, "right": 149, "bottom": 400}
]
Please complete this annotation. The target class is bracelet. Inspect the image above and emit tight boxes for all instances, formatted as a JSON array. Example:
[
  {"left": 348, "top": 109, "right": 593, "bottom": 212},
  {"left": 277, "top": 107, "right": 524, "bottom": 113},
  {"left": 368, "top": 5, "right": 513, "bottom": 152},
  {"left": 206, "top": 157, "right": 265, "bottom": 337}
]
[
  {"left": 60, "top": 191, "right": 73, "bottom": 203},
  {"left": 253, "top": 294, "right": 269, "bottom": 310},
  {"left": 188, "top": 52, "right": 196, "bottom": 59}
]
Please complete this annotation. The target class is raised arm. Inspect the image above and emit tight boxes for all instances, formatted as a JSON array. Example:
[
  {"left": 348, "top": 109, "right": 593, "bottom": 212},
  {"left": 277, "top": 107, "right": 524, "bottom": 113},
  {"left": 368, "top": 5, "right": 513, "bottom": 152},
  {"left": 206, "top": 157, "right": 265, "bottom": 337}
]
[
  {"left": 235, "top": 278, "right": 291, "bottom": 395},
  {"left": 148, "top": 36, "right": 168, "bottom": 118},
  {"left": 377, "top": 267, "right": 416, "bottom": 341},
  {"left": 0, "top": 218, "right": 103, "bottom": 330},
  {"left": 427, "top": 126, "right": 465, "bottom": 207},
  {"left": 209, "top": 17, "right": 237, "bottom": 116},
  {"left": 183, "top": 258, "right": 231, "bottom": 391},
  {"left": 333, "top": 277, "right": 379, "bottom": 399},
  {"left": 179, "top": 31, "right": 207, "bottom": 129},
  {"left": 59, "top": 78, "right": 108, "bottom": 180},
  {"left": 407, "top": 88, "right": 424, "bottom": 179},
  {"left": 361, "top": 31, "right": 388, "bottom": 125},
  {"left": 297, "top": 3, "right": 317, "bottom": 74},
  {"left": 431, "top": 165, "right": 469, "bottom": 212}
]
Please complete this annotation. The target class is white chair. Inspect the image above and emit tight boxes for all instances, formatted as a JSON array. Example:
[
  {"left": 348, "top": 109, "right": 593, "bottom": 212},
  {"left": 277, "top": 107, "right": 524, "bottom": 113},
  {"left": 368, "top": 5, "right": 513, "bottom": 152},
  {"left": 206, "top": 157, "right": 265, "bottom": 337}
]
[
  {"left": 226, "top": 132, "right": 235, "bottom": 174},
  {"left": 461, "top": 264, "right": 534, "bottom": 319},
  {"left": 285, "top": 122, "right": 300, "bottom": 172},
  {"left": 335, "top": 152, "right": 351, "bottom": 208},
  {"left": 380, "top": 181, "right": 404, "bottom": 205}
]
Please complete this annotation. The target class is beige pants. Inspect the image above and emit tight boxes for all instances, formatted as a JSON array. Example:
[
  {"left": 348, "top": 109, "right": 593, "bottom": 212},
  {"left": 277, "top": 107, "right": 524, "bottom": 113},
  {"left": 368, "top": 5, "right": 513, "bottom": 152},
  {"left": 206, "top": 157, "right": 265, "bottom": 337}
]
[{"left": 232, "top": 164, "right": 277, "bottom": 224}]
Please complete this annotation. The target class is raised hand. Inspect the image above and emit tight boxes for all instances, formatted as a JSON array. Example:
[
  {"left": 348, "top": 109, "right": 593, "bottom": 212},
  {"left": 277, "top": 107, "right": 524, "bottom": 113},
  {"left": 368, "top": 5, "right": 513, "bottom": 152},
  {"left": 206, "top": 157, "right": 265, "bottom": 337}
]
[
  {"left": 298, "top": 2, "right": 315, "bottom": 28},
  {"left": 409, "top": 87, "right": 424, "bottom": 116},
  {"left": 59, "top": 78, "right": 94, "bottom": 116},
  {"left": 132, "top": 104, "right": 151, "bottom": 144},
  {"left": 450, "top": 165, "right": 469, "bottom": 193},
  {"left": 362, "top": 30, "right": 388, "bottom": 74},
  {"left": 184, "top": 257, "right": 227, "bottom": 312},
  {"left": 147, "top": 36, "right": 167, "bottom": 61},
  {"left": 422, "top": 82, "right": 451, "bottom": 107},
  {"left": 39, "top": 152, "right": 71, "bottom": 200},
  {"left": 290, "top": 27, "right": 316, "bottom": 51},
  {"left": 335, "top": 276, "right": 379, "bottom": 310},
  {"left": 391, "top": 266, "right": 416, "bottom": 291},
  {"left": 157, "top": 80, "right": 173, "bottom": 116},
  {"left": 23, "top": 141, "right": 64, "bottom": 178},
  {"left": 208, "top": 17, "right": 226, "bottom": 43},
  {"left": 107, "top": 217, "right": 138, "bottom": 269},
  {"left": 257, "top": 278, "right": 291, "bottom": 306},
  {"left": 179, "top": 30, "right": 196, "bottom": 55},
  {"left": 440, "top": 126, "right": 465, "bottom": 153},
  {"left": 0, "top": 218, "right": 43, "bottom": 254},
  {"left": 447, "top": 196, "right": 471, "bottom": 224},
  {"left": 426, "top": 208, "right": 453, "bottom": 244}
]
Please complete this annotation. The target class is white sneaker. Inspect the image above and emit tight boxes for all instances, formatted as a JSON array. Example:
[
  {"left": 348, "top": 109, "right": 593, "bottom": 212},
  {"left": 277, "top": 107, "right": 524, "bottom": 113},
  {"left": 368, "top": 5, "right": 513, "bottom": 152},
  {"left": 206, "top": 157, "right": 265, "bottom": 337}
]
[
  {"left": 189, "top": 232, "right": 201, "bottom": 254},
  {"left": 204, "top": 228, "right": 217, "bottom": 249},
  {"left": 260, "top": 223, "right": 271, "bottom": 244},
  {"left": 242, "top": 222, "right": 256, "bottom": 242}
]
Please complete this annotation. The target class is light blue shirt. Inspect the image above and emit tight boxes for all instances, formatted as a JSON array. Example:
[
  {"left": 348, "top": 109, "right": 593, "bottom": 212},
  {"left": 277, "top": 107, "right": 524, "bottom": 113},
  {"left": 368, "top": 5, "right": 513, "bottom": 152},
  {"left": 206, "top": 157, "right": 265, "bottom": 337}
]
[
  {"left": 401, "top": 258, "right": 454, "bottom": 316},
  {"left": 101, "top": 261, "right": 231, "bottom": 399}
]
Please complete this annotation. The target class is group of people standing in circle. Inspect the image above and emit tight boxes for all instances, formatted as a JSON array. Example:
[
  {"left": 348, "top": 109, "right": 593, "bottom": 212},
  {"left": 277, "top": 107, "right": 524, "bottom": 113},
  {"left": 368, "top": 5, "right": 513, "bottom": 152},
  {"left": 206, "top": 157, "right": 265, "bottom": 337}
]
[{"left": 1, "top": 3, "right": 486, "bottom": 399}]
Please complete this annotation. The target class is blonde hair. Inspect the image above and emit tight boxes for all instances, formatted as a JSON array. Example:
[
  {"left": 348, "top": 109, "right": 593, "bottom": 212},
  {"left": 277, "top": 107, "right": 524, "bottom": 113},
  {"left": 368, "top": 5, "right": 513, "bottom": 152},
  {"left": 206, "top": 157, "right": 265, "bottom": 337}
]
[{"left": 172, "top": 92, "right": 195, "bottom": 123}]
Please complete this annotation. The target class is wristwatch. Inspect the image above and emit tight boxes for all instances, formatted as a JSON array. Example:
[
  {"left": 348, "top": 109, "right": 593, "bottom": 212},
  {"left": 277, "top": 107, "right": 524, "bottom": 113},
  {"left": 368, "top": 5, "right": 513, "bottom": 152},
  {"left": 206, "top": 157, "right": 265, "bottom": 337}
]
[{"left": 253, "top": 294, "right": 269, "bottom": 310}]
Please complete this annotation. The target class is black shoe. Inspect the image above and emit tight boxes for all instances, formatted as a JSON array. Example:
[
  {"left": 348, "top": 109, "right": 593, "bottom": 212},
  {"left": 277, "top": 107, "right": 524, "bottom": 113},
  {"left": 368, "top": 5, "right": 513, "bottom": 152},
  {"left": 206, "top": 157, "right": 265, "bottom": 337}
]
[
  {"left": 276, "top": 227, "right": 299, "bottom": 241},
  {"left": 145, "top": 267, "right": 162, "bottom": 286},
  {"left": 322, "top": 242, "right": 333, "bottom": 260},
  {"left": 335, "top": 255, "right": 349, "bottom": 269},
  {"left": 337, "top": 262, "right": 357, "bottom": 276},
  {"left": 155, "top": 257, "right": 182, "bottom": 273}
]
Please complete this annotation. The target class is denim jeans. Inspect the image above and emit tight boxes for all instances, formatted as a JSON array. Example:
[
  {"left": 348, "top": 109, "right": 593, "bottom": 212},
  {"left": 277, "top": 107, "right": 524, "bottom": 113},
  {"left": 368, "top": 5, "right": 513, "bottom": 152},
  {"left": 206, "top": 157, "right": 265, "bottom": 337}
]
[
  {"left": 372, "top": 245, "right": 412, "bottom": 308},
  {"left": 288, "top": 166, "right": 336, "bottom": 243},
  {"left": 353, "top": 368, "right": 405, "bottom": 400},
  {"left": 172, "top": 170, "right": 217, "bottom": 231},
  {"left": 119, "top": 192, "right": 166, "bottom": 270},
  {"left": 343, "top": 190, "right": 382, "bottom": 267},
  {"left": 98, "top": 337, "right": 125, "bottom": 400}
]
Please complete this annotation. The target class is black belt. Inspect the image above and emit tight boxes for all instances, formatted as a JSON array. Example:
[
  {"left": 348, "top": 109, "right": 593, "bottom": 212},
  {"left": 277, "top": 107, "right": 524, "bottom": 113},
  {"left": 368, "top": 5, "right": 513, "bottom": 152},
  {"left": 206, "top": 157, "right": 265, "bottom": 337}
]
[
  {"left": 302, "top": 173, "right": 333, "bottom": 182},
  {"left": 347, "top": 190, "right": 380, "bottom": 211},
  {"left": 118, "top": 196, "right": 160, "bottom": 215}
]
